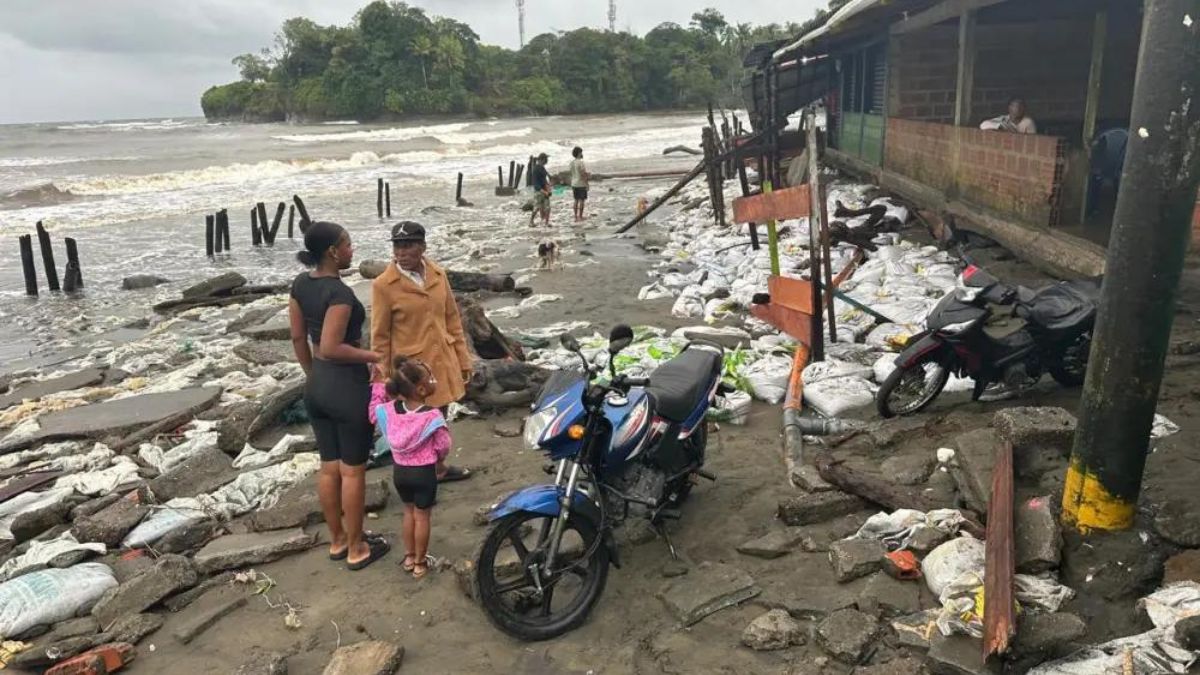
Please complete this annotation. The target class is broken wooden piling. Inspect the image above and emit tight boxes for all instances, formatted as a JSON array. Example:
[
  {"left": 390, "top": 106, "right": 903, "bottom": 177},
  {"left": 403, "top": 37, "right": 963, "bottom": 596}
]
[
  {"left": 63, "top": 237, "right": 82, "bottom": 292},
  {"left": 216, "top": 209, "right": 230, "bottom": 252},
  {"left": 250, "top": 209, "right": 261, "bottom": 246},
  {"left": 256, "top": 202, "right": 269, "bottom": 243},
  {"left": 267, "top": 202, "right": 285, "bottom": 244},
  {"left": 293, "top": 195, "right": 311, "bottom": 234},
  {"left": 385, "top": 182, "right": 391, "bottom": 217},
  {"left": 205, "top": 214, "right": 215, "bottom": 258},
  {"left": 18, "top": 234, "right": 37, "bottom": 296},
  {"left": 456, "top": 172, "right": 465, "bottom": 206},
  {"left": 287, "top": 205, "right": 295, "bottom": 239},
  {"left": 377, "top": 178, "right": 384, "bottom": 218},
  {"left": 35, "top": 221, "right": 60, "bottom": 292},
  {"left": 513, "top": 163, "right": 524, "bottom": 189}
]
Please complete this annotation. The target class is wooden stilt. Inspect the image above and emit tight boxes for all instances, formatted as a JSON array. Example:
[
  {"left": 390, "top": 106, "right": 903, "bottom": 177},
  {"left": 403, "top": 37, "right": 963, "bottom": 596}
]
[
  {"left": 63, "top": 237, "right": 82, "bottom": 292},
  {"left": 251, "top": 208, "right": 262, "bottom": 246},
  {"left": 19, "top": 235, "right": 37, "bottom": 296},
  {"left": 205, "top": 214, "right": 215, "bottom": 258},
  {"left": 35, "top": 222, "right": 60, "bottom": 291}
]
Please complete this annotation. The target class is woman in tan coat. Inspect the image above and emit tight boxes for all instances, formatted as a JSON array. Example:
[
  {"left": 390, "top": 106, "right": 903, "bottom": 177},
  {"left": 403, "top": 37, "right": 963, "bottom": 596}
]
[{"left": 371, "top": 221, "right": 474, "bottom": 481}]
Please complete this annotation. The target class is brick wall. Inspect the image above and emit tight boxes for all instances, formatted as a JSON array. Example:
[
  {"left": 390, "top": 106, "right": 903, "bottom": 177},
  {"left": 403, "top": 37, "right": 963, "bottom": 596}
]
[
  {"left": 887, "top": 26, "right": 958, "bottom": 123},
  {"left": 885, "top": 118, "right": 1065, "bottom": 226},
  {"left": 971, "top": 19, "right": 1092, "bottom": 128}
]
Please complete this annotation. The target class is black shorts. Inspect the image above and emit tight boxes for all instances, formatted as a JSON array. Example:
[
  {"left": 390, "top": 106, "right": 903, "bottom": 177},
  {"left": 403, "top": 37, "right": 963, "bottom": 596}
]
[
  {"left": 573, "top": 187, "right": 589, "bottom": 201},
  {"left": 304, "top": 359, "right": 372, "bottom": 466},
  {"left": 393, "top": 464, "right": 438, "bottom": 509}
]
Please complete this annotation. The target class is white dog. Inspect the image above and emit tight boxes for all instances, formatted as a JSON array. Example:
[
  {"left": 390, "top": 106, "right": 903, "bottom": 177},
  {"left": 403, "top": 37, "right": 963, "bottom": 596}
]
[{"left": 537, "top": 239, "right": 560, "bottom": 269}]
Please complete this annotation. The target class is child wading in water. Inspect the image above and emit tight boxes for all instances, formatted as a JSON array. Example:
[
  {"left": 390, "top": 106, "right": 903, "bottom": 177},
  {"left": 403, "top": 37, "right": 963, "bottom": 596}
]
[{"left": 370, "top": 356, "right": 450, "bottom": 579}]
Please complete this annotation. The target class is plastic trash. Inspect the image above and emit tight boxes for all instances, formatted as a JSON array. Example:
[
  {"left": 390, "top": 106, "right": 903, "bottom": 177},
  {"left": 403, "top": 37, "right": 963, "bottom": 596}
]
[
  {"left": 0, "top": 533, "right": 106, "bottom": 582},
  {"left": 1152, "top": 413, "right": 1181, "bottom": 440},
  {"left": 138, "top": 426, "right": 218, "bottom": 474},
  {"left": 866, "top": 323, "right": 919, "bottom": 352},
  {"left": 232, "top": 434, "right": 309, "bottom": 470},
  {"left": 803, "top": 376, "right": 875, "bottom": 418},
  {"left": 54, "top": 456, "right": 140, "bottom": 497},
  {"left": 924, "top": 536, "right": 986, "bottom": 598},
  {"left": 0, "top": 563, "right": 117, "bottom": 639},
  {"left": 671, "top": 287, "right": 705, "bottom": 319},
  {"left": 850, "top": 508, "right": 967, "bottom": 551}
]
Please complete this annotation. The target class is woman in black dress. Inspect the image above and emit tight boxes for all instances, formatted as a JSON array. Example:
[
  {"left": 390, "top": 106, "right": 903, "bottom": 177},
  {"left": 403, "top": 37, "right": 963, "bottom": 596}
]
[{"left": 288, "top": 221, "right": 389, "bottom": 570}]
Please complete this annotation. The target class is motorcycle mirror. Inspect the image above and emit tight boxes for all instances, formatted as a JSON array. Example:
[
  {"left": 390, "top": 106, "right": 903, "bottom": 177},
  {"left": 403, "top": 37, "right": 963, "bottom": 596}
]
[
  {"left": 608, "top": 324, "right": 634, "bottom": 355},
  {"left": 560, "top": 333, "right": 582, "bottom": 352}
]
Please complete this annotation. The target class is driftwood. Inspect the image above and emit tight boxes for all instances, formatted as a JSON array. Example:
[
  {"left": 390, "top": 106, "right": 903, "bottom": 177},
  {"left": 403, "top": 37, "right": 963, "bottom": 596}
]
[
  {"left": 983, "top": 440, "right": 1015, "bottom": 658},
  {"left": 662, "top": 145, "right": 703, "bottom": 156},
  {"left": 813, "top": 451, "right": 940, "bottom": 512},
  {"left": 465, "top": 359, "right": 550, "bottom": 410},
  {"left": 447, "top": 271, "right": 516, "bottom": 293},
  {"left": 456, "top": 294, "right": 523, "bottom": 361}
]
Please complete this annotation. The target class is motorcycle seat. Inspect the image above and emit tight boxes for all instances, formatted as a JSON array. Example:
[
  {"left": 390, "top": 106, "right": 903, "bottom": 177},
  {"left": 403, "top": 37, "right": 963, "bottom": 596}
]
[{"left": 646, "top": 348, "right": 722, "bottom": 422}]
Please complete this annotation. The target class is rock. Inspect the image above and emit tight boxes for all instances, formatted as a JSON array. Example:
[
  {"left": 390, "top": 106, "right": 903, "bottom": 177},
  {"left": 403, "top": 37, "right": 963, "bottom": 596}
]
[
  {"left": 193, "top": 528, "right": 314, "bottom": 573},
  {"left": 660, "top": 561, "right": 690, "bottom": 578},
  {"left": 453, "top": 559, "right": 478, "bottom": 602},
  {"left": 857, "top": 572, "right": 920, "bottom": 618},
  {"left": 773, "top": 584, "right": 859, "bottom": 620},
  {"left": 162, "top": 572, "right": 237, "bottom": 612},
  {"left": 359, "top": 260, "right": 388, "bottom": 279},
  {"left": 815, "top": 608, "right": 879, "bottom": 664},
  {"left": 247, "top": 381, "right": 305, "bottom": 438},
  {"left": 10, "top": 635, "right": 96, "bottom": 669},
  {"left": 993, "top": 407, "right": 1076, "bottom": 454},
  {"left": 122, "top": 275, "right": 170, "bottom": 291},
  {"left": 226, "top": 307, "right": 283, "bottom": 335},
  {"left": 182, "top": 272, "right": 247, "bottom": 299},
  {"left": 251, "top": 478, "right": 389, "bottom": 531},
  {"left": 828, "top": 539, "right": 885, "bottom": 583},
  {"left": 156, "top": 516, "right": 219, "bottom": 554},
  {"left": 233, "top": 341, "right": 295, "bottom": 366},
  {"left": 173, "top": 594, "right": 248, "bottom": 644},
  {"left": 658, "top": 562, "right": 761, "bottom": 626},
  {"left": 145, "top": 446, "right": 237, "bottom": 502},
  {"left": 1014, "top": 495, "right": 1062, "bottom": 573},
  {"left": 778, "top": 491, "right": 868, "bottom": 526},
  {"left": 856, "top": 657, "right": 927, "bottom": 675},
  {"left": 237, "top": 651, "right": 290, "bottom": 675},
  {"left": 737, "top": 528, "right": 806, "bottom": 559},
  {"left": 1154, "top": 501, "right": 1200, "bottom": 548},
  {"left": 908, "top": 527, "right": 951, "bottom": 555},
  {"left": 1012, "top": 612, "right": 1086, "bottom": 659},
  {"left": 868, "top": 417, "right": 931, "bottom": 448},
  {"left": 741, "top": 609, "right": 806, "bottom": 651},
  {"left": 0, "top": 367, "right": 107, "bottom": 410},
  {"left": 323, "top": 640, "right": 405, "bottom": 675},
  {"left": 42, "top": 617, "right": 101, "bottom": 643},
  {"left": 492, "top": 420, "right": 523, "bottom": 438},
  {"left": 1176, "top": 615, "right": 1200, "bottom": 650},
  {"left": 892, "top": 610, "right": 939, "bottom": 651},
  {"left": 70, "top": 494, "right": 122, "bottom": 522},
  {"left": 10, "top": 499, "right": 71, "bottom": 542},
  {"left": 92, "top": 554, "right": 198, "bottom": 626},
  {"left": 72, "top": 498, "right": 149, "bottom": 547},
  {"left": 7, "top": 387, "right": 223, "bottom": 453},
  {"left": 216, "top": 401, "right": 262, "bottom": 455},
  {"left": 112, "top": 552, "right": 155, "bottom": 583},
  {"left": 926, "top": 632, "right": 999, "bottom": 675},
  {"left": 949, "top": 429, "right": 999, "bottom": 512},
  {"left": 791, "top": 465, "right": 835, "bottom": 492},
  {"left": 106, "top": 612, "right": 164, "bottom": 645},
  {"left": 241, "top": 314, "right": 292, "bottom": 341},
  {"left": 881, "top": 454, "right": 936, "bottom": 486},
  {"left": 1163, "top": 549, "right": 1200, "bottom": 584}
]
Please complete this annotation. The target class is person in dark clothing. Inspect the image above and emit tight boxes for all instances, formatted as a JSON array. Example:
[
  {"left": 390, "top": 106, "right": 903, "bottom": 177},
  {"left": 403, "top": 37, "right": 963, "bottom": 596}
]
[
  {"left": 289, "top": 221, "right": 390, "bottom": 571},
  {"left": 530, "top": 152, "right": 551, "bottom": 227}
]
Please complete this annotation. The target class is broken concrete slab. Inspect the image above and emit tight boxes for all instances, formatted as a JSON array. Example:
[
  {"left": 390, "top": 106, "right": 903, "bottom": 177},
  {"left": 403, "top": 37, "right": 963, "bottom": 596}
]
[
  {"left": 993, "top": 406, "right": 1075, "bottom": 453},
  {"left": 241, "top": 314, "right": 292, "bottom": 342},
  {"left": 163, "top": 571, "right": 237, "bottom": 613},
  {"left": 10, "top": 635, "right": 97, "bottom": 670},
  {"left": 70, "top": 493, "right": 122, "bottom": 522},
  {"left": 145, "top": 446, "right": 237, "bottom": 502},
  {"left": 892, "top": 610, "right": 939, "bottom": 651},
  {"left": 39, "top": 617, "right": 100, "bottom": 646},
  {"left": 174, "top": 594, "right": 248, "bottom": 645},
  {"left": 72, "top": 497, "right": 149, "bottom": 547},
  {"left": 92, "top": 554, "right": 198, "bottom": 627},
  {"left": 216, "top": 401, "right": 261, "bottom": 455},
  {"left": 815, "top": 608, "right": 879, "bottom": 664},
  {"left": 182, "top": 272, "right": 247, "bottom": 299},
  {"left": 1163, "top": 549, "right": 1200, "bottom": 584},
  {"left": 881, "top": 454, "right": 936, "bottom": 486},
  {"left": 1014, "top": 495, "right": 1062, "bottom": 574},
  {"left": 1154, "top": 501, "right": 1200, "bottom": 548},
  {"left": 250, "top": 477, "right": 389, "bottom": 532},
  {"left": 927, "top": 632, "right": 1000, "bottom": 675},
  {"left": 122, "top": 275, "right": 170, "bottom": 291},
  {"left": 950, "top": 429, "right": 999, "bottom": 513},
  {"left": 237, "top": 651, "right": 289, "bottom": 675},
  {"left": 857, "top": 572, "right": 921, "bottom": 618},
  {"left": 247, "top": 381, "right": 305, "bottom": 438},
  {"left": 868, "top": 417, "right": 931, "bottom": 448},
  {"left": 233, "top": 341, "right": 296, "bottom": 367},
  {"left": 10, "top": 498, "right": 72, "bottom": 543},
  {"left": 856, "top": 657, "right": 926, "bottom": 675},
  {"left": 9, "top": 387, "right": 223, "bottom": 452},
  {"left": 106, "top": 612, "right": 164, "bottom": 645},
  {"left": 909, "top": 526, "right": 952, "bottom": 555},
  {"left": 111, "top": 552, "right": 155, "bottom": 584},
  {"left": 741, "top": 609, "right": 806, "bottom": 651},
  {"left": 1176, "top": 615, "right": 1200, "bottom": 650},
  {"left": 658, "top": 562, "right": 760, "bottom": 627},
  {"left": 323, "top": 640, "right": 405, "bottom": 675},
  {"left": 193, "top": 528, "right": 315, "bottom": 573},
  {"left": 0, "top": 368, "right": 106, "bottom": 410},
  {"left": 156, "top": 516, "right": 219, "bottom": 554},
  {"left": 772, "top": 584, "right": 859, "bottom": 620},
  {"left": 737, "top": 528, "right": 806, "bottom": 559},
  {"left": 1012, "top": 612, "right": 1086, "bottom": 660},
  {"left": 828, "top": 539, "right": 886, "bottom": 583},
  {"left": 778, "top": 491, "right": 868, "bottom": 526}
]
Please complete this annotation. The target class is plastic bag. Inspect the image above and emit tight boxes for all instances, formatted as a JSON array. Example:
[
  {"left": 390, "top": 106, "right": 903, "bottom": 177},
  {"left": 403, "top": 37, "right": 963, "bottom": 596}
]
[
  {"left": 924, "top": 536, "right": 986, "bottom": 598},
  {"left": 851, "top": 508, "right": 967, "bottom": 551},
  {"left": 708, "top": 390, "right": 752, "bottom": 425},
  {"left": 803, "top": 376, "right": 875, "bottom": 418},
  {"left": 0, "top": 533, "right": 106, "bottom": 582},
  {"left": 123, "top": 499, "right": 209, "bottom": 548},
  {"left": 0, "top": 563, "right": 117, "bottom": 638},
  {"left": 54, "top": 457, "right": 140, "bottom": 496},
  {"left": 232, "top": 434, "right": 309, "bottom": 470}
]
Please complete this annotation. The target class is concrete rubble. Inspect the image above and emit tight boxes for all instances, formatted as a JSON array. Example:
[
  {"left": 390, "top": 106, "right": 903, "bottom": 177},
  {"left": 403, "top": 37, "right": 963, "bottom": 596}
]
[
  {"left": 323, "top": 640, "right": 405, "bottom": 675},
  {"left": 828, "top": 538, "right": 886, "bottom": 582},
  {"left": 193, "top": 528, "right": 314, "bottom": 573},
  {"left": 815, "top": 608, "right": 879, "bottom": 664},
  {"left": 658, "top": 562, "right": 760, "bottom": 626},
  {"left": 741, "top": 609, "right": 806, "bottom": 650}
]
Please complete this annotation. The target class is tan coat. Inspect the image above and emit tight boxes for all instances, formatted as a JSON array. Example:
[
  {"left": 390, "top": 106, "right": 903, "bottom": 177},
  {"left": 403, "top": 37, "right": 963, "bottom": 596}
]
[{"left": 370, "top": 259, "right": 473, "bottom": 408}]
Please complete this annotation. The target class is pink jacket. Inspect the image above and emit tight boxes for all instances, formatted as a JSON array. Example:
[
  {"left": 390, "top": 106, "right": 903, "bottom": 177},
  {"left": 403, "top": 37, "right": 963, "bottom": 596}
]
[{"left": 368, "top": 383, "right": 451, "bottom": 467}]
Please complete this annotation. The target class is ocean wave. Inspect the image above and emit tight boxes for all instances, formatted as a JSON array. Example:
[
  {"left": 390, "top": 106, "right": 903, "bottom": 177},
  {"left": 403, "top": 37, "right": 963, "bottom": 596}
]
[
  {"left": 0, "top": 156, "right": 141, "bottom": 168},
  {"left": 321, "top": 120, "right": 361, "bottom": 125},
  {"left": 55, "top": 119, "right": 195, "bottom": 132},
  {"left": 0, "top": 182, "right": 78, "bottom": 209},
  {"left": 433, "top": 127, "right": 533, "bottom": 145},
  {"left": 273, "top": 122, "right": 470, "bottom": 143}
]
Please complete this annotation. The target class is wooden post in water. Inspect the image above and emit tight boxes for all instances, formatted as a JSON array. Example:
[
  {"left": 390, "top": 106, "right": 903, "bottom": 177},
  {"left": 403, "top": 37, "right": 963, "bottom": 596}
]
[
  {"left": 377, "top": 178, "right": 384, "bottom": 218},
  {"left": 513, "top": 163, "right": 525, "bottom": 189},
  {"left": 35, "top": 222, "right": 60, "bottom": 291},
  {"left": 508, "top": 161, "right": 516, "bottom": 188},
  {"left": 217, "top": 209, "right": 230, "bottom": 251},
  {"left": 385, "top": 183, "right": 391, "bottom": 217},
  {"left": 63, "top": 237, "right": 82, "bottom": 292},
  {"left": 527, "top": 156, "right": 535, "bottom": 186},
  {"left": 251, "top": 208, "right": 262, "bottom": 246},
  {"left": 293, "top": 195, "right": 311, "bottom": 233},
  {"left": 497, "top": 166, "right": 504, "bottom": 188},
  {"left": 287, "top": 205, "right": 295, "bottom": 239},
  {"left": 256, "top": 202, "right": 269, "bottom": 242},
  {"left": 205, "top": 214, "right": 215, "bottom": 258},
  {"left": 455, "top": 172, "right": 464, "bottom": 205},
  {"left": 19, "top": 235, "right": 37, "bottom": 296},
  {"left": 267, "top": 202, "right": 285, "bottom": 245}
]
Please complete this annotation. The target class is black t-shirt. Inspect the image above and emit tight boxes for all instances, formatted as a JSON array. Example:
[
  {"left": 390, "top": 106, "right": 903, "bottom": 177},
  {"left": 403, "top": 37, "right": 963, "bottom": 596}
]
[
  {"left": 290, "top": 273, "right": 365, "bottom": 346},
  {"left": 532, "top": 164, "right": 550, "bottom": 191}
]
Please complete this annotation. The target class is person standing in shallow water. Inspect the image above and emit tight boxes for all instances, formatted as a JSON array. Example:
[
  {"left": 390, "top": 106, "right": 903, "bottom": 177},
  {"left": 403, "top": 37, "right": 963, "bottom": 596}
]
[
  {"left": 288, "top": 221, "right": 390, "bottom": 571},
  {"left": 371, "top": 221, "right": 475, "bottom": 483}
]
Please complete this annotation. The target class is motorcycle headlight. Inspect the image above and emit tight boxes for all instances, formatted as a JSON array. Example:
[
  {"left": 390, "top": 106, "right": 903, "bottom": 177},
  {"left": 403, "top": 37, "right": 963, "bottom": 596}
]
[
  {"left": 939, "top": 319, "right": 979, "bottom": 335},
  {"left": 524, "top": 408, "right": 557, "bottom": 450}
]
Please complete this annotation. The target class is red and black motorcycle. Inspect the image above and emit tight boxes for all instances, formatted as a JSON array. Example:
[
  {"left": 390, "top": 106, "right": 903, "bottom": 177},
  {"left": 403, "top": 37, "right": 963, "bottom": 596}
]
[{"left": 876, "top": 263, "right": 1100, "bottom": 418}]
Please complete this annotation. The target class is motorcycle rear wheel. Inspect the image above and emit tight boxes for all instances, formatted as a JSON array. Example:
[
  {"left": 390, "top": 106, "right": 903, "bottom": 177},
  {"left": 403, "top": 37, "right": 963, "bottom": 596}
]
[
  {"left": 474, "top": 510, "right": 609, "bottom": 641},
  {"left": 1049, "top": 333, "right": 1091, "bottom": 387},
  {"left": 877, "top": 361, "right": 949, "bottom": 418}
]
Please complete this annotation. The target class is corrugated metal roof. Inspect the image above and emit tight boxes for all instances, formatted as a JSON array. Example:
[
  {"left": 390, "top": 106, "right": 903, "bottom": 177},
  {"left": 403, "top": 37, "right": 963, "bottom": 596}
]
[{"left": 772, "top": 0, "right": 884, "bottom": 61}]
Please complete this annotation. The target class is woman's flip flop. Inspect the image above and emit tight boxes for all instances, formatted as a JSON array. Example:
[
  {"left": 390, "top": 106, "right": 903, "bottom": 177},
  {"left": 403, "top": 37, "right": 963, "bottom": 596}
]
[
  {"left": 330, "top": 532, "right": 385, "bottom": 561},
  {"left": 347, "top": 535, "right": 391, "bottom": 571},
  {"left": 438, "top": 465, "right": 472, "bottom": 483}
]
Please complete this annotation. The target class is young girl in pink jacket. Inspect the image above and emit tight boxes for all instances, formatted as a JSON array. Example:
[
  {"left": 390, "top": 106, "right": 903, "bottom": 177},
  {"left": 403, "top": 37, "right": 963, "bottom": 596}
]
[{"left": 369, "top": 356, "right": 450, "bottom": 579}]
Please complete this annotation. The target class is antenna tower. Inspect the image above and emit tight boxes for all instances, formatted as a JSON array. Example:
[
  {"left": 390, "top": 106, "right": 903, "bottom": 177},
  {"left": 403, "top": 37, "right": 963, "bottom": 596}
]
[
  {"left": 608, "top": 0, "right": 617, "bottom": 32},
  {"left": 517, "top": 0, "right": 527, "bottom": 48}
]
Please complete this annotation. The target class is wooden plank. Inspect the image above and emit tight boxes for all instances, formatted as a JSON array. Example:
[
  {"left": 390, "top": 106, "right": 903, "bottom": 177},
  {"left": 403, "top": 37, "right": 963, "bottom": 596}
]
[
  {"left": 982, "top": 440, "right": 1015, "bottom": 657},
  {"left": 768, "top": 275, "right": 815, "bottom": 315},
  {"left": 890, "top": 0, "right": 1007, "bottom": 36},
  {"left": 954, "top": 9, "right": 978, "bottom": 127},
  {"left": 808, "top": 119, "right": 837, "bottom": 344},
  {"left": 731, "top": 184, "right": 811, "bottom": 223}
]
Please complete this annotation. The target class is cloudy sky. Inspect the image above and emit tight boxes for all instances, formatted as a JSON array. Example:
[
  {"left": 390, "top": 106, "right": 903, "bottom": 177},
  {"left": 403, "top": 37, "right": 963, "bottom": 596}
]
[{"left": 0, "top": 0, "right": 820, "bottom": 125}]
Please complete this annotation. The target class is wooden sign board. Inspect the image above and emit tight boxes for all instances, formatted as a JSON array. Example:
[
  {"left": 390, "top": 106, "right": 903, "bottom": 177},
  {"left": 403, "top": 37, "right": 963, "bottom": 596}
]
[
  {"left": 732, "top": 184, "right": 812, "bottom": 224},
  {"left": 749, "top": 275, "right": 818, "bottom": 344}
]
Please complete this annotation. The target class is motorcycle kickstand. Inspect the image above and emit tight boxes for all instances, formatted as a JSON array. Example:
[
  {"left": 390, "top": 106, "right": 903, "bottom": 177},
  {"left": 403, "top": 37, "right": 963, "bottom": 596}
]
[{"left": 654, "top": 522, "right": 680, "bottom": 561}]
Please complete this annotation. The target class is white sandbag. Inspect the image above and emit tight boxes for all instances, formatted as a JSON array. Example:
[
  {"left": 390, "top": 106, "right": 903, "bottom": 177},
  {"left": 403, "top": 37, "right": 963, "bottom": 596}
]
[
  {"left": 0, "top": 532, "right": 106, "bottom": 582},
  {"left": 850, "top": 508, "right": 967, "bottom": 551},
  {"left": 0, "top": 488, "right": 74, "bottom": 540},
  {"left": 0, "top": 563, "right": 117, "bottom": 638},
  {"left": 703, "top": 298, "right": 738, "bottom": 323},
  {"left": 123, "top": 498, "right": 209, "bottom": 548},
  {"left": 745, "top": 356, "right": 794, "bottom": 404},
  {"left": 138, "top": 426, "right": 219, "bottom": 474},
  {"left": 637, "top": 283, "right": 672, "bottom": 301},
  {"left": 232, "top": 434, "right": 309, "bottom": 470},
  {"left": 803, "top": 360, "right": 875, "bottom": 385},
  {"left": 866, "top": 323, "right": 918, "bottom": 352},
  {"left": 874, "top": 354, "right": 898, "bottom": 384},
  {"left": 708, "top": 390, "right": 751, "bottom": 425},
  {"left": 1029, "top": 631, "right": 1196, "bottom": 675},
  {"left": 803, "top": 376, "right": 875, "bottom": 418},
  {"left": 672, "top": 325, "right": 751, "bottom": 347},
  {"left": 54, "top": 456, "right": 140, "bottom": 496},
  {"left": 671, "top": 287, "right": 705, "bottom": 319},
  {"left": 924, "top": 536, "right": 986, "bottom": 597}
]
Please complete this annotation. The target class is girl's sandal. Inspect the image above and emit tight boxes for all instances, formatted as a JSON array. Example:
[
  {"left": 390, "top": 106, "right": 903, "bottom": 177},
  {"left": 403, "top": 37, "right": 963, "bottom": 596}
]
[
  {"left": 401, "top": 554, "right": 417, "bottom": 572},
  {"left": 412, "top": 559, "right": 429, "bottom": 580}
]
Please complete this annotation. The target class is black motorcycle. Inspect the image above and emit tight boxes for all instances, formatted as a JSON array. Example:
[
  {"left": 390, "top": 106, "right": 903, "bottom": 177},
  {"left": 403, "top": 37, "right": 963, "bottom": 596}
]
[{"left": 876, "top": 263, "right": 1100, "bottom": 418}]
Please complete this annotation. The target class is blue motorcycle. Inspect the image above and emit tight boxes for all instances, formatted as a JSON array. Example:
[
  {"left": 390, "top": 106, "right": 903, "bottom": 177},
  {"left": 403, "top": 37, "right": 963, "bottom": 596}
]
[{"left": 475, "top": 325, "right": 729, "bottom": 640}]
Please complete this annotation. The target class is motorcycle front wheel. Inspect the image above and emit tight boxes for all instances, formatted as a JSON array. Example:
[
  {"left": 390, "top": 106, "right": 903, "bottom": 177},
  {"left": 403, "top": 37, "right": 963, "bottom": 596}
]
[
  {"left": 474, "top": 510, "right": 610, "bottom": 641},
  {"left": 877, "top": 360, "right": 950, "bottom": 418},
  {"left": 1049, "top": 333, "right": 1091, "bottom": 387}
]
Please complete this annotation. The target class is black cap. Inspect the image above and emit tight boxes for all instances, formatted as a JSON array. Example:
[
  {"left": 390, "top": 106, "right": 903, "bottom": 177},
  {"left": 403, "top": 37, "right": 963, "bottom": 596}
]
[{"left": 390, "top": 221, "right": 426, "bottom": 243}]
